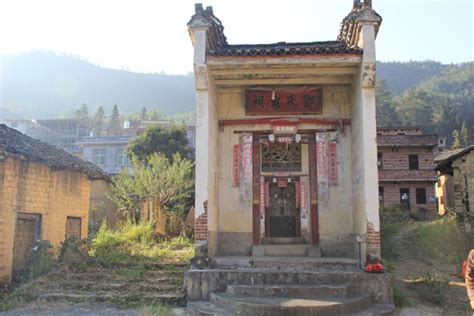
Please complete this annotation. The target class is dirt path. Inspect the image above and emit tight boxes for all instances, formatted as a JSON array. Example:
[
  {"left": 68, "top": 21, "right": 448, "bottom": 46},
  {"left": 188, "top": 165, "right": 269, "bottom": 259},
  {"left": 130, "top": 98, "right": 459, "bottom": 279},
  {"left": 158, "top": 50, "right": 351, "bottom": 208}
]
[{"left": 387, "top": 222, "right": 471, "bottom": 315}]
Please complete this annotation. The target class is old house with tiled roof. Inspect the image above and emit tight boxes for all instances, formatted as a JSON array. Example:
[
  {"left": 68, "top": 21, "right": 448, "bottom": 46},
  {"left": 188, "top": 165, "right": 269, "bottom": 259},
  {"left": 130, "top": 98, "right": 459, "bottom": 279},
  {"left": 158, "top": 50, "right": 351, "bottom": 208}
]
[
  {"left": 377, "top": 127, "right": 445, "bottom": 212},
  {"left": 185, "top": 1, "right": 393, "bottom": 314},
  {"left": 0, "top": 124, "right": 106, "bottom": 286},
  {"left": 435, "top": 146, "right": 474, "bottom": 224}
]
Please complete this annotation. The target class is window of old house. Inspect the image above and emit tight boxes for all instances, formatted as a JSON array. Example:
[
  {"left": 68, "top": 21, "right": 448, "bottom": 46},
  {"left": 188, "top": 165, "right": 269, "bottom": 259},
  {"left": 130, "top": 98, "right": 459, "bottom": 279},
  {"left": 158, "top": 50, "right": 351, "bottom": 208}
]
[
  {"left": 116, "top": 148, "right": 130, "bottom": 166},
  {"left": 408, "top": 155, "right": 419, "bottom": 170},
  {"left": 416, "top": 188, "right": 427, "bottom": 204},
  {"left": 379, "top": 187, "right": 384, "bottom": 203},
  {"left": 92, "top": 148, "right": 107, "bottom": 165},
  {"left": 400, "top": 188, "right": 410, "bottom": 208},
  {"left": 261, "top": 143, "right": 301, "bottom": 172}
]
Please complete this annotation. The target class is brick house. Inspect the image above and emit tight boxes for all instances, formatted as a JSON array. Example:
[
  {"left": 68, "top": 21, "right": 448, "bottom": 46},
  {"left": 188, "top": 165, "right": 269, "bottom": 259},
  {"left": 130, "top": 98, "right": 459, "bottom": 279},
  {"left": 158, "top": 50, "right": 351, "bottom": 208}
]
[
  {"left": 377, "top": 127, "right": 443, "bottom": 212},
  {"left": 0, "top": 124, "right": 105, "bottom": 286},
  {"left": 435, "top": 146, "right": 474, "bottom": 223}
]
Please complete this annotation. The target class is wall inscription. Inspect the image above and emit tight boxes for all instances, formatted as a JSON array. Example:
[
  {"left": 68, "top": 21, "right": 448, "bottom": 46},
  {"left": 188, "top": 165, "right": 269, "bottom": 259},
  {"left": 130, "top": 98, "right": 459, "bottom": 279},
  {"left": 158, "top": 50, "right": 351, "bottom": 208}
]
[{"left": 245, "top": 87, "right": 322, "bottom": 115}]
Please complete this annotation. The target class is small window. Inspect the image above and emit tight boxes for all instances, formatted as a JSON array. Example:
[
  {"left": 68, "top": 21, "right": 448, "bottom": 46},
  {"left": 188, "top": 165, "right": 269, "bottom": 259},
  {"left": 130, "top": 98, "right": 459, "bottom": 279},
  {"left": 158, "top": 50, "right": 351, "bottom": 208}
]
[
  {"left": 116, "top": 148, "right": 130, "bottom": 166},
  {"left": 377, "top": 153, "right": 383, "bottom": 169},
  {"left": 408, "top": 155, "right": 419, "bottom": 170},
  {"left": 416, "top": 188, "right": 427, "bottom": 204},
  {"left": 92, "top": 148, "right": 107, "bottom": 166},
  {"left": 379, "top": 187, "right": 384, "bottom": 203}
]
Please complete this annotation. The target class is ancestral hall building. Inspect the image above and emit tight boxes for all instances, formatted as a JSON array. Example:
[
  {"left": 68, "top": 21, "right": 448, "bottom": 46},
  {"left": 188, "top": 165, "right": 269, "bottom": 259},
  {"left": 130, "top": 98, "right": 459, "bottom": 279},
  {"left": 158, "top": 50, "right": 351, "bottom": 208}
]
[
  {"left": 185, "top": 3, "right": 394, "bottom": 313},
  {"left": 190, "top": 1, "right": 382, "bottom": 260}
]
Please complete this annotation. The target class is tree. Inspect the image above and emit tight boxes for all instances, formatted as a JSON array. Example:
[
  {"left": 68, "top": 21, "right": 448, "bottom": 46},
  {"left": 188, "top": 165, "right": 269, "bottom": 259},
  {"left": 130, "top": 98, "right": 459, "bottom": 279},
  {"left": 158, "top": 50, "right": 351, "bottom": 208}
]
[
  {"left": 109, "top": 104, "right": 121, "bottom": 129},
  {"left": 141, "top": 107, "right": 147, "bottom": 120},
  {"left": 461, "top": 121, "right": 471, "bottom": 147},
  {"left": 93, "top": 106, "right": 106, "bottom": 136},
  {"left": 375, "top": 79, "right": 400, "bottom": 127},
  {"left": 126, "top": 124, "right": 190, "bottom": 162},
  {"left": 452, "top": 129, "right": 462, "bottom": 149},
  {"left": 110, "top": 153, "right": 194, "bottom": 234},
  {"left": 75, "top": 104, "right": 91, "bottom": 130}
]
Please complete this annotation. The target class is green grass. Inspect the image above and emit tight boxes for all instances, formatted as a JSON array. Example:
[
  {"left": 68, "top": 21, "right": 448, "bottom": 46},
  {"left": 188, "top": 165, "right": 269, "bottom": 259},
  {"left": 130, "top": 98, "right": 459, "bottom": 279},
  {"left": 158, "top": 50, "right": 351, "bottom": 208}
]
[{"left": 409, "top": 216, "right": 473, "bottom": 265}]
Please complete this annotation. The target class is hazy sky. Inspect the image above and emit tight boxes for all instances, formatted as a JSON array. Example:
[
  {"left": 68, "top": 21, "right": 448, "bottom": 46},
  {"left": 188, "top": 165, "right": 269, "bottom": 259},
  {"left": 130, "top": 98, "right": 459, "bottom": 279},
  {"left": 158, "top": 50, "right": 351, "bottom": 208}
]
[{"left": 0, "top": 0, "right": 472, "bottom": 74}]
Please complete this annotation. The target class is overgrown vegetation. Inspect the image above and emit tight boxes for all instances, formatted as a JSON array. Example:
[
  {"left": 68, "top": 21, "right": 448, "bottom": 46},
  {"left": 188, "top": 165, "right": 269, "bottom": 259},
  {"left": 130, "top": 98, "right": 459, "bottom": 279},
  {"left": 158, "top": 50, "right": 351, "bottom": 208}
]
[
  {"left": 408, "top": 215, "right": 473, "bottom": 265},
  {"left": 89, "top": 221, "right": 193, "bottom": 267}
]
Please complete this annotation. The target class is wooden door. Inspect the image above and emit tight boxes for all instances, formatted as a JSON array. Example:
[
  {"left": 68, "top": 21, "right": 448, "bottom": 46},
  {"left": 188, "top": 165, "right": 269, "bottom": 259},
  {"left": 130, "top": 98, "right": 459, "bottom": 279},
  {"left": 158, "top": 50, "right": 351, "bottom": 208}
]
[{"left": 268, "top": 182, "right": 298, "bottom": 237}]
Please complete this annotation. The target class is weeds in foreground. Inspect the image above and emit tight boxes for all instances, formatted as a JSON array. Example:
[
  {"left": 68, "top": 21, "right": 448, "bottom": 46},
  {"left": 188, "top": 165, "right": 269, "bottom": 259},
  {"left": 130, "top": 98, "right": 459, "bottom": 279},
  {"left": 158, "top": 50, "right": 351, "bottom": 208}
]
[
  {"left": 88, "top": 221, "right": 194, "bottom": 267},
  {"left": 393, "top": 286, "right": 410, "bottom": 307},
  {"left": 409, "top": 215, "right": 474, "bottom": 265},
  {"left": 407, "top": 274, "right": 448, "bottom": 306},
  {"left": 0, "top": 289, "right": 23, "bottom": 312}
]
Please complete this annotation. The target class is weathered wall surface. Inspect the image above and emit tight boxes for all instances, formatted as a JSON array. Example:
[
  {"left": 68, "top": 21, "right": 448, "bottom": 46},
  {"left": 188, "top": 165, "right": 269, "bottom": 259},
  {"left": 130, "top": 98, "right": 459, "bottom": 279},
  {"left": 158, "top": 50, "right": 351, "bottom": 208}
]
[
  {"left": 0, "top": 157, "right": 90, "bottom": 286},
  {"left": 215, "top": 87, "right": 356, "bottom": 256},
  {"left": 452, "top": 151, "right": 474, "bottom": 219},
  {"left": 436, "top": 174, "right": 454, "bottom": 215}
]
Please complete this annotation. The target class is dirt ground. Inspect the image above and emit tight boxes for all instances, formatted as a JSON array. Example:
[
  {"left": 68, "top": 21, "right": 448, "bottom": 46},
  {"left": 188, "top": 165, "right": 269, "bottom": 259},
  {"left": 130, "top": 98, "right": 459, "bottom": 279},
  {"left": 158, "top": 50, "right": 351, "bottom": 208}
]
[{"left": 388, "top": 223, "right": 472, "bottom": 315}]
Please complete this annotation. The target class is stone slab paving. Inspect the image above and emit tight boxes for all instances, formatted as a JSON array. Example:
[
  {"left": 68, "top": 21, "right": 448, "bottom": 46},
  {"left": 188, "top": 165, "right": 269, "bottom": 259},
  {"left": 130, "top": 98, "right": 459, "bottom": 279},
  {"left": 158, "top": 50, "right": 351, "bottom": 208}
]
[{"left": 0, "top": 304, "right": 139, "bottom": 316}]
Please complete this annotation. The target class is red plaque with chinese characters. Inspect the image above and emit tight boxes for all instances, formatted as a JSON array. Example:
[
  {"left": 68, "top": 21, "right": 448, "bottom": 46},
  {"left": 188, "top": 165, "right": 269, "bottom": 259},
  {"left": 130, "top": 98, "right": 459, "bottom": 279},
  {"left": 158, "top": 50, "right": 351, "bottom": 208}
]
[{"left": 245, "top": 87, "right": 322, "bottom": 115}]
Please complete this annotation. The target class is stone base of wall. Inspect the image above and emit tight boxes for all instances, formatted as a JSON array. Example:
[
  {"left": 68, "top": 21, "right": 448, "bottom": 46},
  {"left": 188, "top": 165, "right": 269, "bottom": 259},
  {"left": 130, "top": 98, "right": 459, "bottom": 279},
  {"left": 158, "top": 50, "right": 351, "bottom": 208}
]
[{"left": 319, "top": 233, "right": 359, "bottom": 259}]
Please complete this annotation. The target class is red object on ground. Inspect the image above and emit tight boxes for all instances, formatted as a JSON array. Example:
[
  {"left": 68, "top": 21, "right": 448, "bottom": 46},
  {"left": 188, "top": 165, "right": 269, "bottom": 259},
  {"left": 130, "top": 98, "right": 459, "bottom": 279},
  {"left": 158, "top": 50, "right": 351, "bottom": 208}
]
[
  {"left": 461, "top": 260, "right": 468, "bottom": 278},
  {"left": 365, "top": 264, "right": 373, "bottom": 272},
  {"left": 373, "top": 263, "right": 384, "bottom": 272}
]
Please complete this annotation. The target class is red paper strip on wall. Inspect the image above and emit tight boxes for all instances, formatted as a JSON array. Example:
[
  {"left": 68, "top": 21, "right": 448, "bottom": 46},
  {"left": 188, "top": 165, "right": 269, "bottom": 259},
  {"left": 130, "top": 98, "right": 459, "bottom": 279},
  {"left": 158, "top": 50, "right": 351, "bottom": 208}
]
[
  {"left": 329, "top": 142, "right": 338, "bottom": 186},
  {"left": 316, "top": 135, "right": 328, "bottom": 182},
  {"left": 232, "top": 144, "right": 240, "bottom": 187}
]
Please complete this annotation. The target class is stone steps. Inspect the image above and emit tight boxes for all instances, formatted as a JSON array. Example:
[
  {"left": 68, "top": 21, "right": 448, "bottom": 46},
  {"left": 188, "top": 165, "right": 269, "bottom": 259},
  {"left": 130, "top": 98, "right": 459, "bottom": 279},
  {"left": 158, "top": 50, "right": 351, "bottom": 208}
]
[
  {"left": 186, "top": 267, "right": 394, "bottom": 315},
  {"left": 252, "top": 244, "right": 322, "bottom": 257},
  {"left": 261, "top": 237, "right": 305, "bottom": 244},
  {"left": 209, "top": 292, "right": 372, "bottom": 316},
  {"left": 226, "top": 283, "right": 349, "bottom": 298},
  {"left": 212, "top": 256, "right": 357, "bottom": 271}
]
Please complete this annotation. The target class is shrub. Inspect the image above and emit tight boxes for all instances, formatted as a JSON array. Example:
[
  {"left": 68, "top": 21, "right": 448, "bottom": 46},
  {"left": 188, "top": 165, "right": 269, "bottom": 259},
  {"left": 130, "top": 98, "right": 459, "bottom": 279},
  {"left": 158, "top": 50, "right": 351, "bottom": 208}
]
[{"left": 14, "top": 240, "right": 54, "bottom": 282}]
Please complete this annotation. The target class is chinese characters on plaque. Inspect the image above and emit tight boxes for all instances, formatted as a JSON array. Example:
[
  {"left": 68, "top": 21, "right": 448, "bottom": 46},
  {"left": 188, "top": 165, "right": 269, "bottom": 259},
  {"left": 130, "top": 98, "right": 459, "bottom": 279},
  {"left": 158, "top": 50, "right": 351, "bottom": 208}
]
[{"left": 245, "top": 87, "right": 322, "bottom": 115}]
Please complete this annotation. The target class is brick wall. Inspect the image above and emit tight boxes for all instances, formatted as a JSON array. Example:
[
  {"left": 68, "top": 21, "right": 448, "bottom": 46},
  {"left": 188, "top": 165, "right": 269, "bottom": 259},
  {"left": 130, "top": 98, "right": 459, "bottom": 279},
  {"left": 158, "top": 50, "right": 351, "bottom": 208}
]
[
  {"left": 378, "top": 147, "right": 435, "bottom": 171},
  {"left": 0, "top": 157, "right": 90, "bottom": 286},
  {"left": 380, "top": 181, "right": 436, "bottom": 211},
  {"left": 366, "top": 222, "right": 381, "bottom": 259},
  {"left": 194, "top": 200, "right": 208, "bottom": 241}
]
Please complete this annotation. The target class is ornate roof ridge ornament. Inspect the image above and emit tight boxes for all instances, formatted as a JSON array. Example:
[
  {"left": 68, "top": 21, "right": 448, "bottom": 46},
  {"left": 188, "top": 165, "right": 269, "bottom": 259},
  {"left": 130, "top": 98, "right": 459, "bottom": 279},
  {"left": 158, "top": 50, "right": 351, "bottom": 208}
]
[{"left": 338, "top": 0, "right": 382, "bottom": 48}]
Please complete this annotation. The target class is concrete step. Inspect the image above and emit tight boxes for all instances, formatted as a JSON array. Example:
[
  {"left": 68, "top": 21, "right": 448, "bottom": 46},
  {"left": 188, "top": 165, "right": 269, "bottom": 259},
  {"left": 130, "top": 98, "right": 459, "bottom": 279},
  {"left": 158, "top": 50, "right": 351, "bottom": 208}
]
[
  {"left": 261, "top": 237, "right": 305, "bottom": 244},
  {"left": 186, "top": 269, "right": 392, "bottom": 303},
  {"left": 212, "top": 256, "right": 358, "bottom": 272},
  {"left": 187, "top": 301, "right": 233, "bottom": 316},
  {"left": 226, "top": 283, "right": 349, "bottom": 298},
  {"left": 251, "top": 257, "right": 358, "bottom": 271},
  {"left": 260, "top": 244, "right": 308, "bottom": 256},
  {"left": 345, "top": 303, "right": 395, "bottom": 315},
  {"left": 209, "top": 292, "right": 372, "bottom": 316}
]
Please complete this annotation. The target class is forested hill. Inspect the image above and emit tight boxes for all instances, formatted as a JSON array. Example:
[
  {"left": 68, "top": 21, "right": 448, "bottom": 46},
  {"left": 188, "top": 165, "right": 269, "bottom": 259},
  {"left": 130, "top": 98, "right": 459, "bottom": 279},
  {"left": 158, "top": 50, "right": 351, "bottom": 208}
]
[
  {"left": 0, "top": 51, "right": 195, "bottom": 119},
  {"left": 376, "top": 61, "right": 448, "bottom": 95},
  {"left": 1, "top": 51, "right": 472, "bottom": 144},
  {"left": 376, "top": 62, "right": 474, "bottom": 143}
]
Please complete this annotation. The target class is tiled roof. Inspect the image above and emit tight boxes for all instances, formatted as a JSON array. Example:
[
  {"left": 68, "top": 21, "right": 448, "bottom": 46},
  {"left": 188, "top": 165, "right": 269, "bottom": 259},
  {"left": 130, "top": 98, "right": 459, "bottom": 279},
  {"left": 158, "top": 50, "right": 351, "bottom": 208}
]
[
  {"left": 188, "top": 4, "right": 363, "bottom": 58},
  {"left": 377, "top": 135, "right": 439, "bottom": 147},
  {"left": 434, "top": 145, "right": 474, "bottom": 165},
  {"left": 208, "top": 41, "right": 362, "bottom": 57},
  {"left": 0, "top": 124, "right": 107, "bottom": 179}
]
